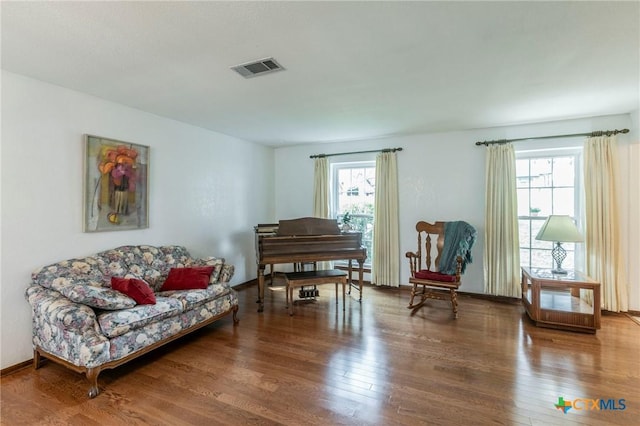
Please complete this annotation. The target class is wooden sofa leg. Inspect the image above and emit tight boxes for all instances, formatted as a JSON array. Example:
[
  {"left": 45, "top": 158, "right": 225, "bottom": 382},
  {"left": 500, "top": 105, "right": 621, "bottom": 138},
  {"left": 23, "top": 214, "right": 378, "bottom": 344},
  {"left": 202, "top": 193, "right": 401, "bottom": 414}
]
[
  {"left": 33, "top": 349, "right": 43, "bottom": 369},
  {"left": 86, "top": 367, "right": 101, "bottom": 398}
]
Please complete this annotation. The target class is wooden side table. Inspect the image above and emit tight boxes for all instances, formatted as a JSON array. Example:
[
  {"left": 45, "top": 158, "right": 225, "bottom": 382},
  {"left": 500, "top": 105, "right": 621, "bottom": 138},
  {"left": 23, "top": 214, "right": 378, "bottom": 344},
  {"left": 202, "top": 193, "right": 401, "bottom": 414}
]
[{"left": 521, "top": 267, "right": 601, "bottom": 333}]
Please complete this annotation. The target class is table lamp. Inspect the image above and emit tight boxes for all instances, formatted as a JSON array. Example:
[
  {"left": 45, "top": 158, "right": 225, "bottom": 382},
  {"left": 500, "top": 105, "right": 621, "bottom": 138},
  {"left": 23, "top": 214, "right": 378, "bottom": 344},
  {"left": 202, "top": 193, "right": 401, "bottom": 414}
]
[{"left": 535, "top": 215, "right": 584, "bottom": 274}]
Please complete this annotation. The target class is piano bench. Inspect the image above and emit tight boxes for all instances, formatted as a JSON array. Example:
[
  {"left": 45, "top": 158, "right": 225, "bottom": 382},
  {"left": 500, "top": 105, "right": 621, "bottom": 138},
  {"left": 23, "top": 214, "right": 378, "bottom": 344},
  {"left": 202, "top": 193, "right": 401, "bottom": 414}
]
[{"left": 283, "top": 270, "right": 348, "bottom": 316}]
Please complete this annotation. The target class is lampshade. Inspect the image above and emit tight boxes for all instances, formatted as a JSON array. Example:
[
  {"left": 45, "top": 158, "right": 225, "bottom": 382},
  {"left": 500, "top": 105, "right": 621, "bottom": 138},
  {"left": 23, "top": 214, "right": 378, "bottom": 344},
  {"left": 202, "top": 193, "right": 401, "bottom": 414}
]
[{"left": 535, "top": 215, "right": 583, "bottom": 242}]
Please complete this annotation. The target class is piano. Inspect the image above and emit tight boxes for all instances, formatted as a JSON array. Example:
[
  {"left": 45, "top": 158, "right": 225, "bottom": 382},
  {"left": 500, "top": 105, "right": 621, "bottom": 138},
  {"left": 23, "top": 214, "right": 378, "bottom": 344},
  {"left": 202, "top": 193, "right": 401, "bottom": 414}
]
[{"left": 255, "top": 217, "right": 367, "bottom": 312}]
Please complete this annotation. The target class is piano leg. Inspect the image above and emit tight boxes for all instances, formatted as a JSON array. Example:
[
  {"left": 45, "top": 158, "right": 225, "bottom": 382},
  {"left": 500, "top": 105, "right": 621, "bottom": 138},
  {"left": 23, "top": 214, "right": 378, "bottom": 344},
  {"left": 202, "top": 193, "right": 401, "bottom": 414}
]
[
  {"left": 346, "top": 259, "right": 364, "bottom": 302},
  {"left": 257, "top": 265, "right": 265, "bottom": 312},
  {"left": 357, "top": 259, "right": 364, "bottom": 302},
  {"left": 347, "top": 259, "right": 353, "bottom": 295}
]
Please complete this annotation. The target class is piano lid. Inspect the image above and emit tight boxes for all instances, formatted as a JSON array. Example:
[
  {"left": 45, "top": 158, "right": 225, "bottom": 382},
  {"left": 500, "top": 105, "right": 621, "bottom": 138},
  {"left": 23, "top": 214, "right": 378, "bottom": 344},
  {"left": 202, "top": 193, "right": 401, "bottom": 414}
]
[{"left": 277, "top": 217, "right": 341, "bottom": 236}]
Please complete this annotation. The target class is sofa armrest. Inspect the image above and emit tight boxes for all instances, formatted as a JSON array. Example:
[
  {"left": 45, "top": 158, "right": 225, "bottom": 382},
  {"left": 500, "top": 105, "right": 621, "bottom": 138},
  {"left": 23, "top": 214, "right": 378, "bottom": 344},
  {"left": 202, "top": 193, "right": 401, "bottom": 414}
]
[
  {"left": 26, "top": 285, "right": 99, "bottom": 333},
  {"left": 218, "top": 264, "right": 235, "bottom": 283},
  {"left": 190, "top": 257, "right": 234, "bottom": 284}
]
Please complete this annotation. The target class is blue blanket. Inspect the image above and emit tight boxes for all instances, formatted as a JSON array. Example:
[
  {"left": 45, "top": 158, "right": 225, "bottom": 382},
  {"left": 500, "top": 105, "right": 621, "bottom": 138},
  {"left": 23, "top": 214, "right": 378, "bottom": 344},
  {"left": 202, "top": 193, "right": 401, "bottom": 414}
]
[{"left": 438, "top": 221, "right": 477, "bottom": 275}]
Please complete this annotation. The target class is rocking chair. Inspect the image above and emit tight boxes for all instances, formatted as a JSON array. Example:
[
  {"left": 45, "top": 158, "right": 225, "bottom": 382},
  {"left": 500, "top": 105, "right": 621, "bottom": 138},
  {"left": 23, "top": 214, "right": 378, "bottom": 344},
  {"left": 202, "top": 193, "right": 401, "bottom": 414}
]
[{"left": 405, "top": 221, "right": 476, "bottom": 318}]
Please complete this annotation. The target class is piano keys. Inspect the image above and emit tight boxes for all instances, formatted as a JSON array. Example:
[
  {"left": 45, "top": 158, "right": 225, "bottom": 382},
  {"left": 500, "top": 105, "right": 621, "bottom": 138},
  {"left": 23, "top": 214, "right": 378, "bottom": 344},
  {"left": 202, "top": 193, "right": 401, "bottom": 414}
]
[{"left": 255, "top": 217, "right": 367, "bottom": 312}]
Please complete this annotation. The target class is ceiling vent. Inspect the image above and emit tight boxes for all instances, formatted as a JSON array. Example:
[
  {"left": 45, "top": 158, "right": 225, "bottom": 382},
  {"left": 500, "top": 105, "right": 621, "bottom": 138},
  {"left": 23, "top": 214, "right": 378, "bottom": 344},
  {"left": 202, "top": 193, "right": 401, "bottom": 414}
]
[{"left": 231, "top": 57, "right": 285, "bottom": 78}]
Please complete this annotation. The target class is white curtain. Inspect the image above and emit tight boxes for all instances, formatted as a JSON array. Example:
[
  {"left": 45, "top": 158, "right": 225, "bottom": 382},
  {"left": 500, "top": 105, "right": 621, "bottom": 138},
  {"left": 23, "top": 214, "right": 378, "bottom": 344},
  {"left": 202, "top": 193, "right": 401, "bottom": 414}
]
[
  {"left": 312, "top": 157, "right": 331, "bottom": 270},
  {"left": 484, "top": 144, "right": 521, "bottom": 297},
  {"left": 312, "top": 157, "right": 329, "bottom": 218},
  {"left": 584, "top": 135, "right": 628, "bottom": 312},
  {"left": 372, "top": 151, "right": 400, "bottom": 287}
]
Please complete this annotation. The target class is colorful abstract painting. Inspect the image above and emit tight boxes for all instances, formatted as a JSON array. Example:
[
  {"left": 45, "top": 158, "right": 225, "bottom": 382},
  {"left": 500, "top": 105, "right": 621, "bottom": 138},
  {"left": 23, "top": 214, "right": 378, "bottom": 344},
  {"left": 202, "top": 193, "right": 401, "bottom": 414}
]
[{"left": 84, "top": 135, "right": 149, "bottom": 232}]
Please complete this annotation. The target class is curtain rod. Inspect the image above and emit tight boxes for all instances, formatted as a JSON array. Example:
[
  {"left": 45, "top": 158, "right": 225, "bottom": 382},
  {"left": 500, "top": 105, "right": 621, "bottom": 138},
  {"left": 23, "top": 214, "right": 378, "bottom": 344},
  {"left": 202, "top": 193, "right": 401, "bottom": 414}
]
[
  {"left": 475, "top": 129, "right": 629, "bottom": 146},
  {"left": 309, "top": 147, "right": 403, "bottom": 159}
]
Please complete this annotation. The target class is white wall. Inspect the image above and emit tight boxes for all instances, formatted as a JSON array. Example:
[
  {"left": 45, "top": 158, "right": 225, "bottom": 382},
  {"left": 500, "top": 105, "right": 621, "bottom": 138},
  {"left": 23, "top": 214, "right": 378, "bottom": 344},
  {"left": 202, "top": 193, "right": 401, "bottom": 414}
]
[
  {"left": 274, "top": 114, "right": 638, "bottom": 310},
  {"left": 0, "top": 71, "right": 275, "bottom": 368}
]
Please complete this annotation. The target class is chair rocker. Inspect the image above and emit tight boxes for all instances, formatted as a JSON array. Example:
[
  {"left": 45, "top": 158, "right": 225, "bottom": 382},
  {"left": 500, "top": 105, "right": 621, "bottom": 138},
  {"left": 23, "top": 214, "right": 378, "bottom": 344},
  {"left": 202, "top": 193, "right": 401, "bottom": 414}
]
[{"left": 405, "top": 221, "right": 464, "bottom": 318}]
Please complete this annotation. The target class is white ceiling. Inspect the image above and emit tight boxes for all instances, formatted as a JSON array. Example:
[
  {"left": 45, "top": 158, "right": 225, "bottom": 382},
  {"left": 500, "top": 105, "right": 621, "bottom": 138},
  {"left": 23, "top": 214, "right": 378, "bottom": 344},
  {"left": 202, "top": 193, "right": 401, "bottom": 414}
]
[{"left": 2, "top": 1, "right": 638, "bottom": 147}]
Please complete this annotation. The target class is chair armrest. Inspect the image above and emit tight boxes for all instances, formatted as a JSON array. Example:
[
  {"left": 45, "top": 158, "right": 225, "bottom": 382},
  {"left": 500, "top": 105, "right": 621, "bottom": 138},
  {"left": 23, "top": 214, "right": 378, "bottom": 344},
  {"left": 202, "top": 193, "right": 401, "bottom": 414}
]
[
  {"left": 405, "top": 251, "right": 418, "bottom": 259},
  {"left": 405, "top": 251, "right": 420, "bottom": 276}
]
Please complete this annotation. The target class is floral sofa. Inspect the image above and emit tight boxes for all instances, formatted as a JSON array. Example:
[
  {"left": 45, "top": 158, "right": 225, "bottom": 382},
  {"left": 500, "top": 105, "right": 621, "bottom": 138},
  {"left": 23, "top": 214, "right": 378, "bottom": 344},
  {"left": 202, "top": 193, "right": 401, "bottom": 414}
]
[{"left": 25, "top": 245, "right": 239, "bottom": 398}]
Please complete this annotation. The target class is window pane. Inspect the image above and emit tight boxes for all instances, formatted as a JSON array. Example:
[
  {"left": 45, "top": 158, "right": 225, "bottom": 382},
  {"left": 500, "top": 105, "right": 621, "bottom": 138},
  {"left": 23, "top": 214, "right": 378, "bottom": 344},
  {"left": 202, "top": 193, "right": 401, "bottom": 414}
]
[
  {"left": 530, "top": 158, "right": 552, "bottom": 187},
  {"left": 333, "top": 163, "right": 375, "bottom": 267},
  {"left": 516, "top": 152, "right": 580, "bottom": 272},
  {"left": 553, "top": 188, "right": 575, "bottom": 215},
  {"left": 516, "top": 159, "right": 530, "bottom": 188},
  {"left": 563, "top": 247, "right": 575, "bottom": 269},
  {"left": 530, "top": 188, "right": 552, "bottom": 216},
  {"left": 518, "top": 219, "right": 531, "bottom": 248},
  {"left": 365, "top": 168, "right": 376, "bottom": 195},
  {"left": 517, "top": 189, "right": 531, "bottom": 216},
  {"left": 531, "top": 220, "right": 550, "bottom": 249},
  {"left": 553, "top": 157, "right": 575, "bottom": 186},
  {"left": 531, "top": 249, "right": 552, "bottom": 269},
  {"left": 520, "top": 249, "right": 530, "bottom": 268}
]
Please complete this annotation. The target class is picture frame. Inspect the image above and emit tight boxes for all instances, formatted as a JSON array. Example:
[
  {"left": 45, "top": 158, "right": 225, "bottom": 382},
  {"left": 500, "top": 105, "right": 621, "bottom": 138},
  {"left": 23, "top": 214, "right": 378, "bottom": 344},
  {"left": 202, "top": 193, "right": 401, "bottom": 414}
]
[{"left": 83, "top": 135, "right": 149, "bottom": 232}]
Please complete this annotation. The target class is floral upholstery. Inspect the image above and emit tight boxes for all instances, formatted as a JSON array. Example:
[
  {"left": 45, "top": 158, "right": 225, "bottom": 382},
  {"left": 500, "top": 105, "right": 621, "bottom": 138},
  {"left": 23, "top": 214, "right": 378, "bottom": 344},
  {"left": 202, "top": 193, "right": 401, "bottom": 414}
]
[
  {"left": 26, "top": 286, "right": 99, "bottom": 333},
  {"left": 31, "top": 256, "right": 137, "bottom": 310},
  {"left": 188, "top": 257, "right": 225, "bottom": 284},
  {"left": 108, "top": 292, "right": 238, "bottom": 361},
  {"left": 27, "top": 286, "right": 110, "bottom": 368},
  {"left": 160, "top": 245, "right": 192, "bottom": 268},
  {"left": 218, "top": 264, "right": 235, "bottom": 284},
  {"left": 97, "top": 297, "right": 183, "bottom": 338},
  {"left": 51, "top": 280, "right": 137, "bottom": 310},
  {"left": 158, "top": 282, "right": 231, "bottom": 311},
  {"left": 96, "top": 245, "right": 209, "bottom": 291},
  {"left": 178, "top": 292, "right": 238, "bottom": 330},
  {"left": 98, "top": 246, "right": 165, "bottom": 290},
  {"left": 25, "top": 244, "right": 238, "bottom": 373},
  {"left": 32, "top": 257, "right": 108, "bottom": 289}
]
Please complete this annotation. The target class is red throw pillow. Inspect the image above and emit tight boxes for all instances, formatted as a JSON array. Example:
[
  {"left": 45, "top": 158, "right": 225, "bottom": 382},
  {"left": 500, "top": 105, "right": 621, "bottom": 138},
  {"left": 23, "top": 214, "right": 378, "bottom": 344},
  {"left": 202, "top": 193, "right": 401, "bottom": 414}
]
[
  {"left": 111, "top": 277, "right": 156, "bottom": 305},
  {"left": 160, "top": 266, "right": 215, "bottom": 291}
]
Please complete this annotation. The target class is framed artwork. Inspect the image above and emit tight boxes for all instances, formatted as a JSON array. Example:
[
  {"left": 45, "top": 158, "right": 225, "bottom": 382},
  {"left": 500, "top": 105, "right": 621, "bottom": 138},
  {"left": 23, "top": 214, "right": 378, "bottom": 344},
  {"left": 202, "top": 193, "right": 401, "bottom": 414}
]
[{"left": 83, "top": 135, "right": 149, "bottom": 232}]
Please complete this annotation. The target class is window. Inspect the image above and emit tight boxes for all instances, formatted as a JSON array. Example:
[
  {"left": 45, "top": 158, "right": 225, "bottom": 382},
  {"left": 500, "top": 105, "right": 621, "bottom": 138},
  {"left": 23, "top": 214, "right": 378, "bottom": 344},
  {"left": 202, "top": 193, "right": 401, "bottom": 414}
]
[
  {"left": 332, "top": 162, "right": 375, "bottom": 266},
  {"left": 516, "top": 151, "right": 581, "bottom": 270}
]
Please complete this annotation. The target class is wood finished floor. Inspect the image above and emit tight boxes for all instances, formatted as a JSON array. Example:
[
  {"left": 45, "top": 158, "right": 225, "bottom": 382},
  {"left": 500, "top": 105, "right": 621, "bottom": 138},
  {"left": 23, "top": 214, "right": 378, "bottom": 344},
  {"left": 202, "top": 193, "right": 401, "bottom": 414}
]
[{"left": 1, "top": 283, "right": 639, "bottom": 425}]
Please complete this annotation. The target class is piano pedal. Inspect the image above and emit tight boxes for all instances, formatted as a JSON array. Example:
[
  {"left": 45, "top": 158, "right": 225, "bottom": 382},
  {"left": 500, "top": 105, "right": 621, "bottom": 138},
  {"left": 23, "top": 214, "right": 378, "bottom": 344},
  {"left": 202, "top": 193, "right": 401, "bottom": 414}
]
[{"left": 299, "top": 286, "right": 319, "bottom": 299}]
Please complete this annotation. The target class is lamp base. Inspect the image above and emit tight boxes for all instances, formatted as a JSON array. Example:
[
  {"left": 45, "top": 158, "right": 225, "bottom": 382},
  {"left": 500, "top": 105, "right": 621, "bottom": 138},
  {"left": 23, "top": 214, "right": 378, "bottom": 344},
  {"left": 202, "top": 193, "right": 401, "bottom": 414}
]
[{"left": 551, "top": 242, "right": 568, "bottom": 275}]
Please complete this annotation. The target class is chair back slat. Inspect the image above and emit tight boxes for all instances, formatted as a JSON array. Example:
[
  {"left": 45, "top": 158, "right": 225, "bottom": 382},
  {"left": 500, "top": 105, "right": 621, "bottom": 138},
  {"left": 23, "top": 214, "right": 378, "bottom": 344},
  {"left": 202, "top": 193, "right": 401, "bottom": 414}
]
[{"left": 416, "top": 221, "right": 445, "bottom": 272}]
